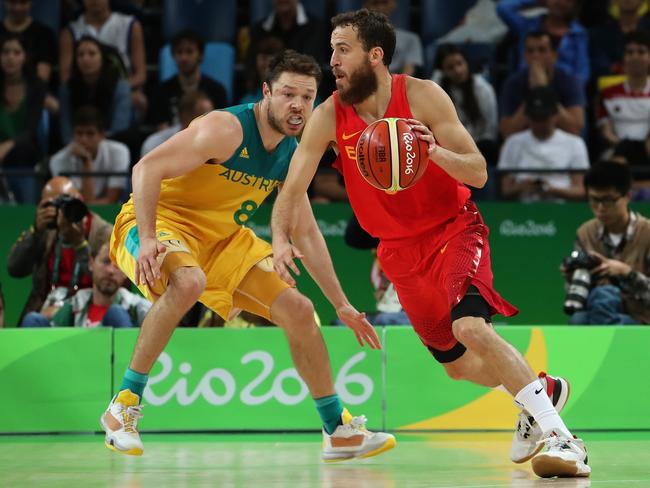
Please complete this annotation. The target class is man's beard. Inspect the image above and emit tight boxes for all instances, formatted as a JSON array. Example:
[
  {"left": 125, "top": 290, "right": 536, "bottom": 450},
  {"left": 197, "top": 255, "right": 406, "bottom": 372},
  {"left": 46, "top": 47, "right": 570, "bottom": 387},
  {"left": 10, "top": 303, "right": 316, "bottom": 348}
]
[
  {"left": 337, "top": 60, "right": 378, "bottom": 105},
  {"left": 267, "top": 101, "right": 285, "bottom": 134},
  {"left": 97, "top": 279, "right": 119, "bottom": 297}
]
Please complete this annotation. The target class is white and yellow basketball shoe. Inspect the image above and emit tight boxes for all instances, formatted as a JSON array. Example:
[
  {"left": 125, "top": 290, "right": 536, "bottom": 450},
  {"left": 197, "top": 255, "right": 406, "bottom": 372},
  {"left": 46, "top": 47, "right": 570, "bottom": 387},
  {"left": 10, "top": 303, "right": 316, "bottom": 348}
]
[
  {"left": 321, "top": 408, "right": 396, "bottom": 462},
  {"left": 100, "top": 389, "right": 144, "bottom": 456},
  {"left": 532, "top": 430, "right": 591, "bottom": 478}
]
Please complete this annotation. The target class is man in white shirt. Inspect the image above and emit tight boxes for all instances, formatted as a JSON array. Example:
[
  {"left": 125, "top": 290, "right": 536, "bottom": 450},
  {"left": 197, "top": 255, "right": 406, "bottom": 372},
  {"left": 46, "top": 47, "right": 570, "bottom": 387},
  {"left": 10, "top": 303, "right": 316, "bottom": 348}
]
[
  {"left": 50, "top": 106, "right": 130, "bottom": 204},
  {"left": 498, "top": 87, "right": 589, "bottom": 202}
]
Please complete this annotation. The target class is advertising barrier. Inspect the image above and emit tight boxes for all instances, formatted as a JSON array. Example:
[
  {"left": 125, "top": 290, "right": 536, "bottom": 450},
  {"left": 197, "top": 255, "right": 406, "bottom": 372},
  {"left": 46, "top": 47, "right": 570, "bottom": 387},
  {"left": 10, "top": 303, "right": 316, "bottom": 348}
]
[{"left": 1, "top": 327, "right": 648, "bottom": 433}]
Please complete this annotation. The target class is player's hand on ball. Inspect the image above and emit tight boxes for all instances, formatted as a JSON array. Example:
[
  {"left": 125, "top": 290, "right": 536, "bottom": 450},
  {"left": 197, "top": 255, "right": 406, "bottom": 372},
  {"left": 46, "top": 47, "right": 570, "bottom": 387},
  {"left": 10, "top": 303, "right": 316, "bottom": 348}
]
[
  {"left": 272, "top": 239, "right": 304, "bottom": 287},
  {"left": 136, "top": 237, "right": 167, "bottom": 287},
  {"left": 336, "top": 303, "right": 381, "bottom": 349},
  {"left": 405, "top": 118, "right": 437, "bottom": 156}
]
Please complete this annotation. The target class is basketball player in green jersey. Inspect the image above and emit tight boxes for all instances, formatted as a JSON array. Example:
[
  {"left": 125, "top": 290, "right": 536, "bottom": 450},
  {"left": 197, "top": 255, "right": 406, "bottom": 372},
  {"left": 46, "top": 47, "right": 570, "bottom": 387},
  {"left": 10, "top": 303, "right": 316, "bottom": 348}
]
[{"left": 103, "top": 50, "right": 395, "bottom": 460}]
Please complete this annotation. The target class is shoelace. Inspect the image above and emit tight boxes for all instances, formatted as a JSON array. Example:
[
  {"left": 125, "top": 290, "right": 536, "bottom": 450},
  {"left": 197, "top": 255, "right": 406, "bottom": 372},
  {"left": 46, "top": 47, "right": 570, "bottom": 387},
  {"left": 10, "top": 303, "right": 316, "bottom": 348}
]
[
  {"left": 120, "top": 404, "right": 144, "bottom": 433},
  {"left": 349, "top": 415, "right": 369, "bottom": 432},
  {"left": 536, "top": 433, "right": 572, "bottom": 451}
]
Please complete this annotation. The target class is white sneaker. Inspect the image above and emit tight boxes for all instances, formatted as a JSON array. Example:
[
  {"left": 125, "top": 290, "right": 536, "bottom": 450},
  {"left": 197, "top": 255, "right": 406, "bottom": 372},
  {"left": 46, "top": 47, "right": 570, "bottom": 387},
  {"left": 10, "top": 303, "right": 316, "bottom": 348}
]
[
  {"left": 100, "top": 389, "right": 144, "bottom": 456},
  {"left": 321, "top": 408, "right": 396, "bottom": 462},
  {"left": 511, "top": 372, "right": 570, "bottom": 463},
  {"left": 532, "top": 430, "right": 591, "bottom": 478}
]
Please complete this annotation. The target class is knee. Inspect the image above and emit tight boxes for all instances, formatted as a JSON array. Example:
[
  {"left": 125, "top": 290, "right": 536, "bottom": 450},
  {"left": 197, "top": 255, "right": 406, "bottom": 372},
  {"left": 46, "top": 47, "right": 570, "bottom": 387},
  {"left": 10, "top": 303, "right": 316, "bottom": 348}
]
[
  {"left": 452, "top": 317, "right": 491, "bottom": 353},
  {"left": 169, "top": 267, "right": 207, "bottom": 306},
  {"left": 443, "top": 361, "right": 466, "bottom": 381},
  {"left": 588, "top": 285, "right": 620, "bottom": 302},
  {"left": 274, "top": 291, "right": 316, "bottom": 332}
]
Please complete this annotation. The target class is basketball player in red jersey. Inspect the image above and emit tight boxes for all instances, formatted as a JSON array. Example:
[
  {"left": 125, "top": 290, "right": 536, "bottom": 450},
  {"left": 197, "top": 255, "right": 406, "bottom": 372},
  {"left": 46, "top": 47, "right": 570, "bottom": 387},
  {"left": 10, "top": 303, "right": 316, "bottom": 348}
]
[{"left": 271, "top": 9, "right": 590, "bottom": 478}]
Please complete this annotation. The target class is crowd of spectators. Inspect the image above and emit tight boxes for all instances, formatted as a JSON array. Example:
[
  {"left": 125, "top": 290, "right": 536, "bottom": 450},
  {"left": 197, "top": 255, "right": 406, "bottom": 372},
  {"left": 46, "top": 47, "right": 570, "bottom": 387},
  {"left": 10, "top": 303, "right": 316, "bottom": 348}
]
[{"left": 1, "top": 0, "right": 649, "bottom": 327}]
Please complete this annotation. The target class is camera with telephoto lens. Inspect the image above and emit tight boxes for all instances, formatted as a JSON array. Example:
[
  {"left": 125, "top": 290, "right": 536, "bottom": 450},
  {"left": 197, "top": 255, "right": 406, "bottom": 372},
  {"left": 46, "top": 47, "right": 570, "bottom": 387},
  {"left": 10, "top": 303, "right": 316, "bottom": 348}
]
[
  {"left": 562, "top": 250, "right": 601, "bottom": 315},
  {"left": 45, "top": 194, "right": 89, "bottom": 229}
]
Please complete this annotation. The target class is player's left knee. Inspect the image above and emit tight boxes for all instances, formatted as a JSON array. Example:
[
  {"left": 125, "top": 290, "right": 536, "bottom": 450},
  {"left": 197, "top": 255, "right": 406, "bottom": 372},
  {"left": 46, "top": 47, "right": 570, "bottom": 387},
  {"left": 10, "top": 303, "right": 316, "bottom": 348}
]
[
  {"left": 272, "top": 290, "right": 316, "bottom": 333},
  {"left": 452, "top": 317, "right": 491, "bottom": 353}
]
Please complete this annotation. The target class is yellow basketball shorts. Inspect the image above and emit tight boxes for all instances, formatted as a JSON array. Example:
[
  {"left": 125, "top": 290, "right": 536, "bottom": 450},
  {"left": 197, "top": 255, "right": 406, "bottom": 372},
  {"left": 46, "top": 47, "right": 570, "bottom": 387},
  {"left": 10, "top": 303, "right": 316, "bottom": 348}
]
[{"left": 110, "top": 215, "right": 290, "bottom": 321}]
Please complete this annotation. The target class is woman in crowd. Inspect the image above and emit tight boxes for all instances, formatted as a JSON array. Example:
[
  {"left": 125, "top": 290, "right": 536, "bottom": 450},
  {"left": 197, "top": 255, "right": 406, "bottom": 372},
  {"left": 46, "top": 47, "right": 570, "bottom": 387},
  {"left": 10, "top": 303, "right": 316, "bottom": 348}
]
[
  {"left": 0, "top": 33, "right": 46, "bottom": 203},
  {"left": 432, "top": 44, "right": 499, "bottom": 165},
  {"left": 58, "top": 36, "right": 131, "bottom": 144}
]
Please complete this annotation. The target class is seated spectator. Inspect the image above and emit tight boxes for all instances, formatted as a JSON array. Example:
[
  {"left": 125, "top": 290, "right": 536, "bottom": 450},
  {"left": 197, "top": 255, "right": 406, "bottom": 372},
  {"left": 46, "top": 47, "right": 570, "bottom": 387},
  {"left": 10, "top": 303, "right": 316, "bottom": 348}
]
[
  {"left": 59, "top": 36, "right": 131, "bottom": 145},
  {"left": 0, "top": 0, "right": 57, "bottom": 112},
  {"left": 140, "top": 91, "right": 214, "bottom": 157},
  {"left": 497, "top": 0, "right": 590, "bottom": 86},
  {"left": 22, "top": 236, "right": 151, "bottom": 328},
  {"left": 499, "top": 30, "right": 585, "bottom": 138},
  {"left": 564, "top": 161, "right": 650, "bottom": 324},
  {"left": 59, "top": 0, "right": 147, "bottom": 114},
  {"left": 432, "top": 44, "right": 499, "bottom": 164},
  {"left": 248, "top": 1, "right": 330, "bottom": 95},
  {"left": 597, "top": 30, "right": 650, "bottom": 166},
  {"left": 50, "top": 106, "right": 130, "bottom": 204},
  {"left": 0, "top": 33, "right": 46, "bottom": 203},
  {"left": 498, "top": 87, "right": 589, "bottom": 202},
  {"left": 239, "top": 36, "right": 285, "bottom": 104},
  {"left": 590, "top": 0, "right": 650, "bottom": 78},
  {"left": 150, "top": 29, "right": 227, "bottom": 130},
  {"left": 8, "top": 176, "right": 112, "bottom": 325},
  {"left": 364, "top": 0, "right": 423, "bottom": 76}
]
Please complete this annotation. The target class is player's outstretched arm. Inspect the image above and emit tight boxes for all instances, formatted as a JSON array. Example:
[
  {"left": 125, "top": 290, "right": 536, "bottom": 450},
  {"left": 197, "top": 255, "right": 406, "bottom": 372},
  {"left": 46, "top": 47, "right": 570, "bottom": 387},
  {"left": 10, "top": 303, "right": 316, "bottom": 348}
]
[
  {"left": 291, "top": 194, "right": 380, "bottom": 349},
  {"left": 132, "top": 111, "right": 243, "bottom": 287},
  {"left": 408, "top": 78, "right": 488, "bottom": 188},
  {"left": 272, "top": 99, "right": 335, "bottom": 284}
]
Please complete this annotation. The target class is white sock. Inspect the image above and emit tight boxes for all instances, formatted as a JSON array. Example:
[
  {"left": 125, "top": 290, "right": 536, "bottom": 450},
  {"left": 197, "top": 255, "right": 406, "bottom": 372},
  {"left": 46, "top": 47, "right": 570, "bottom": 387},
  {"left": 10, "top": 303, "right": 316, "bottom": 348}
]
[
  {"left": 494, "top": 384, "right": 509, "bottom": 395},
  {"left": 514, "top": 379, "right": 571, "bottom": 437}
]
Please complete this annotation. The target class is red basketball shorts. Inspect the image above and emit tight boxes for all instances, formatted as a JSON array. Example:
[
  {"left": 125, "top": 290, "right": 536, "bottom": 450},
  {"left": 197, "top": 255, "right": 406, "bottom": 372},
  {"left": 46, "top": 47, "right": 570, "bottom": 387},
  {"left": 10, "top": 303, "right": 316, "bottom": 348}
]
[{"left": 377, "top": 201, "right": 518, "bottom": 357}]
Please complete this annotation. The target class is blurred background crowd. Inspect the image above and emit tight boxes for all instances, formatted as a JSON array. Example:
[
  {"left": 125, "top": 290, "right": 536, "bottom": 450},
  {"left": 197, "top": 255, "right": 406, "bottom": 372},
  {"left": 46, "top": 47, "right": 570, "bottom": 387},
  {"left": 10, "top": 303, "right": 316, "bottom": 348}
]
[{"left": 1, "top": 0, "right": 649, "bottom": 329}]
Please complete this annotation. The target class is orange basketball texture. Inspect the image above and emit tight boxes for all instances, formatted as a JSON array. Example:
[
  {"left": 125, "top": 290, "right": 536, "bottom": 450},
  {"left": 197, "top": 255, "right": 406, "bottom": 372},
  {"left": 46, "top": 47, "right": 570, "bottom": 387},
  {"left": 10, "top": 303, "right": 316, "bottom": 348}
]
[{"left": 355, "top": 118, "right": 429, "bottom": 193}]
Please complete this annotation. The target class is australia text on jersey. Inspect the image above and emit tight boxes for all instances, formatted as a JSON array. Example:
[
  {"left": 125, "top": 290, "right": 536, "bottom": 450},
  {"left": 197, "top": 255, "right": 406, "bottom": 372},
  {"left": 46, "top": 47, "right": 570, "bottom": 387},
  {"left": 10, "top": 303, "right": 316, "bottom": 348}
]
[{"left": 218, "top": 167, "right": 281, "bottom": 193}]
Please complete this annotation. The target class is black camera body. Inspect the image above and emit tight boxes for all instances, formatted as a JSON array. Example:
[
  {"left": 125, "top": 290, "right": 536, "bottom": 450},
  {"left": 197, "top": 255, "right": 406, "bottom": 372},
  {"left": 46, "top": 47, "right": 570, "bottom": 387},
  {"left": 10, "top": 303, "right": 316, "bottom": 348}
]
[
  {"left": 562, "top": 250, "right": 601, "bottom": 315},
  {"left": 45, "top": 195, "right": 89, "bottom": 229}
]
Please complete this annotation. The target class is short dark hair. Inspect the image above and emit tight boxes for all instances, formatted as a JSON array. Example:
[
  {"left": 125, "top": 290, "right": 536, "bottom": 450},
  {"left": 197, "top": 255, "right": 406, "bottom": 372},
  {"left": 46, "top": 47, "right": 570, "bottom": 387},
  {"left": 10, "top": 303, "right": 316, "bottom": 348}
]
[
  {"left": 177, "top": 90, "right": 211, "bottom": 116},
  {"left": 524, "top": 30, "right": 559, "bottom": 52},
  {"left": 624, "top": 29, "right": 650, "bottom": 52},
  {"left": 73, "top": 105, "right": 104, "bottom": 131},
  {"left": 171, "top": 29, "right": 205, "bottom": 55},
  {"left": 584, "top": 161, "right": 632, "bottom": 195},
  {"left": 265, "top": 49, "right": 322, "bottom": 87},
  {"left": 331, "top": 8, "right": 396, "bottom": 66}
]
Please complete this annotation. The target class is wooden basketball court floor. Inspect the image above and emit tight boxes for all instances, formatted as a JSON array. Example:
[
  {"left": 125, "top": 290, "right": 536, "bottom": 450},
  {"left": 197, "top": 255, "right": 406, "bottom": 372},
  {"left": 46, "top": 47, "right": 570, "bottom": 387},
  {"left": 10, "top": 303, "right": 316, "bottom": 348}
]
[{"left": 1, "top": 431, "right": 648, "bottom": 487}]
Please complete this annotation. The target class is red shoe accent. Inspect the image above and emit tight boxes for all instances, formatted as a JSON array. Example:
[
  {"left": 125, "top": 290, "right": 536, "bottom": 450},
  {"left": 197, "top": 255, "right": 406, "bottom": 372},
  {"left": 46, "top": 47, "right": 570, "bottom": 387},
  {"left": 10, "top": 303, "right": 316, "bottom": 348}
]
[{"left": 538, "top": 371, "right": 555, "bottom": 399}]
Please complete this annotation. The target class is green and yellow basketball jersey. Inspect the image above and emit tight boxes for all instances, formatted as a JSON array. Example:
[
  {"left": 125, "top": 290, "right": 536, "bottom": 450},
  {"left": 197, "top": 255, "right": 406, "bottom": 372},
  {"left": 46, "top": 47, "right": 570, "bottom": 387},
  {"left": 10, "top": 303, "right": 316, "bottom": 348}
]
[{"left": 120, "top": 103, "right": 297, "bottom": 241}]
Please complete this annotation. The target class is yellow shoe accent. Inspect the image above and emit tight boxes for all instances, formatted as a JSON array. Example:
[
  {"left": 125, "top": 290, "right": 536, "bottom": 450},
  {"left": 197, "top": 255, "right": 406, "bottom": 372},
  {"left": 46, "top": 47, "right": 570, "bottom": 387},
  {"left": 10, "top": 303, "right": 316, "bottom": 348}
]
[
  {"left": 115, "top": 389, "right": 140, "bottom": 407},
  {"left": 341, "top": 408, "right": 353, "bottom": 424},
  {"left": 359, "top": 436, "right": 397, "bottom": 459},
  {"left": 105, "top": 440, "right": 143, "bottom": 456}
]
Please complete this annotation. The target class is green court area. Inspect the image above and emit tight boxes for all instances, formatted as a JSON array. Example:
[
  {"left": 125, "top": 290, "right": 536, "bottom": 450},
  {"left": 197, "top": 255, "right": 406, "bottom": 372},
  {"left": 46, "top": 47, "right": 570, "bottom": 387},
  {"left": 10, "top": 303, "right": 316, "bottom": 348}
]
[{"left": 1, "top": 431, "right": 648, "bottom": 487}]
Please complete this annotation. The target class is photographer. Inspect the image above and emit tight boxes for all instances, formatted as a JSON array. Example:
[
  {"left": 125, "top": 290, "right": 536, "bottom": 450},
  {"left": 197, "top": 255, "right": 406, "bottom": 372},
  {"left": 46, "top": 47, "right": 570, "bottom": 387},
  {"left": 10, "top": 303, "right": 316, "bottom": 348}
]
[
  {"left": 564, "top": 161, "right": 650, "bottom": 325},
  {"left": 7, "top": 177, "right": 112, "bottom": 326}
]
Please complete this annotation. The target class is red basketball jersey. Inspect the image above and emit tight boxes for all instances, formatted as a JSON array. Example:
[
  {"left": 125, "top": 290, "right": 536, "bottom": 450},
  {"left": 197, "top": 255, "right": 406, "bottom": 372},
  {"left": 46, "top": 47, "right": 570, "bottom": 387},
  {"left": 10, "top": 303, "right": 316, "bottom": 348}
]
[{"left": 333, "top": 74, "right": 471, "bottom": 242}]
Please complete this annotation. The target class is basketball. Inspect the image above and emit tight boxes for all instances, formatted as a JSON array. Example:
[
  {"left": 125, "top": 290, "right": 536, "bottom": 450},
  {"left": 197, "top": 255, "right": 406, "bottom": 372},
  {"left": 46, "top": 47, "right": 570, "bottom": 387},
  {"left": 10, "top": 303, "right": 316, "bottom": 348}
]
[{"left": 355, "top": 118, "right": 429, "bottom": 193}]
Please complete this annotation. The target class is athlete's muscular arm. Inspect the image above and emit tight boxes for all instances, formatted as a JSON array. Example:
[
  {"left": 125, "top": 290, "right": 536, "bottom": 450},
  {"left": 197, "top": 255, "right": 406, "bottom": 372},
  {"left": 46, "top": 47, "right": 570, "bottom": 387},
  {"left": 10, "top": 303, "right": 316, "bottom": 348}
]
[
  {"left": 407, "top": 77, "right": 488, "bottom": 188},
  {"left": 272, "top": 99, "right": 335, "bottom": 284},
  {"left": 132, "top": 111, "right": 243, "bottom": 286},
  {"left": 291, "top": 193, "right": 380, "bottom": 349}
]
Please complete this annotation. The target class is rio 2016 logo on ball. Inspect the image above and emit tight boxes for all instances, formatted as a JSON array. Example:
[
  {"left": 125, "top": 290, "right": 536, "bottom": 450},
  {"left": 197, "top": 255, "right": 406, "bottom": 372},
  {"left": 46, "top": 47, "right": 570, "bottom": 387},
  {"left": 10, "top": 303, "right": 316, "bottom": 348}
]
[{"left": 355, "top": 117, "right": 429, "bottom": 194}]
